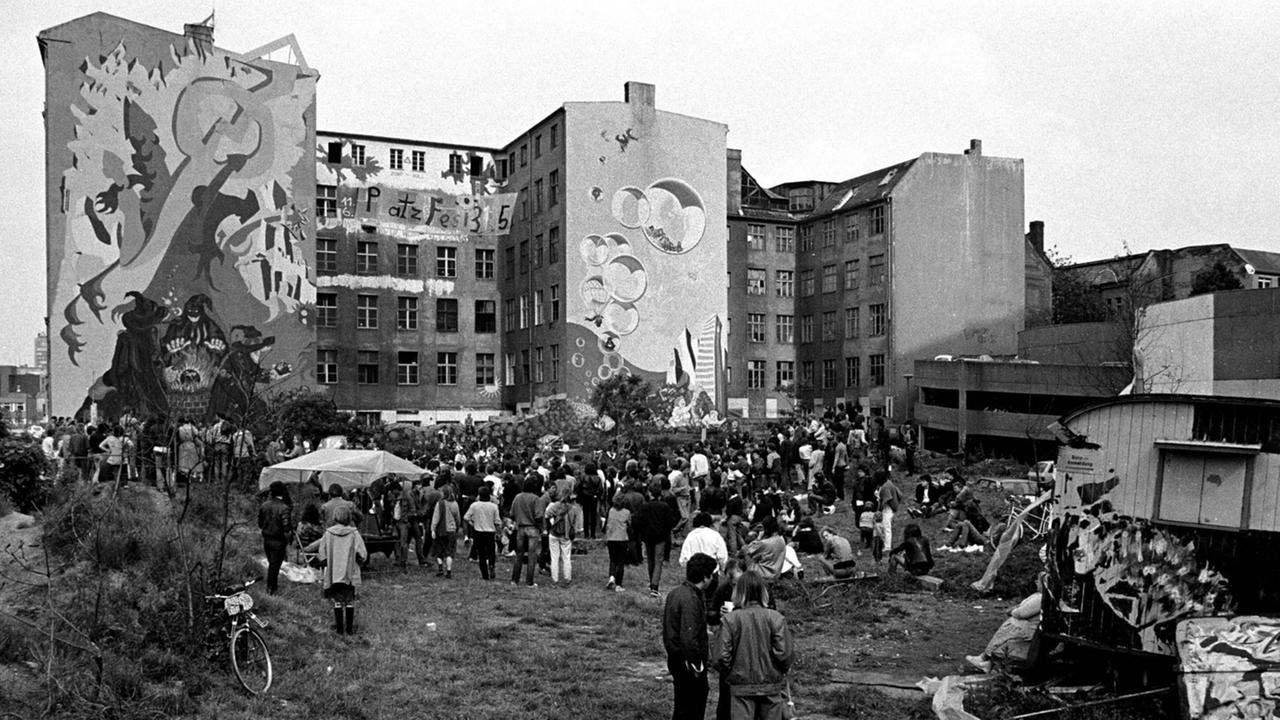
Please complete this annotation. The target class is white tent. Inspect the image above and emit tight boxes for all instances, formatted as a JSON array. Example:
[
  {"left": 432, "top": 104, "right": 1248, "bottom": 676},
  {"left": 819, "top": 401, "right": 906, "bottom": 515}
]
[{"left": 257, "top": 449, "right": 427, "bottom": 492}]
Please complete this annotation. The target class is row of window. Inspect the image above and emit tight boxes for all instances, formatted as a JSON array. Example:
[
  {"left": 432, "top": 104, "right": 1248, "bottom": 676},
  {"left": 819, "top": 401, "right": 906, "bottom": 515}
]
[
  {"left": 513, "top": 171, "right": 560, "bottom": 220},
  {"left": 502, "top": 286, "right": 562, "bottom": 330},
  {"left": 511, "top": 123, "right": 559, "bottom": 174},
  {"left": 745, "top": 257, "right": 884, "bottom": 297},
  {"left": 745, "top": 225, "right": 797, "bottom": 253},
  {"left": 504, "top": 226, "right": 562, "bottom": 278},
  {"left": 795, "top": 206, "right": 886, "bottom": 252},
  {"left": 317, "top": 350, "right": 499, "bottom": 387},
  {"left": 315, "top": 295, "right": 496, "bottom": 333},
  {"left": 743, "top": 355, "right": 886, "bottom": 390},
  {"left": 314, "top": 238, "right": 496, "bottom": 279},
  {"left": 743, "top": 305, "right": 887, "bottom": 343},
  {"left": 502, "top": 346, "right": 562, "bottom": 386}
]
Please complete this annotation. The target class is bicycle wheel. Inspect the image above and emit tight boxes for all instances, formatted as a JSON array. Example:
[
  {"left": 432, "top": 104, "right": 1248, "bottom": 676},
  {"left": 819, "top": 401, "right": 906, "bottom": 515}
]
[{"left": 229, "top": 625, "right": 273, "bottom": 695}]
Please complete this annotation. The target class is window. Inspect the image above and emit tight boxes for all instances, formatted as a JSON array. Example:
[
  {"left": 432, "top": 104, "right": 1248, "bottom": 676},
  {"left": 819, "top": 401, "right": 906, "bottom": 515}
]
[
  {"left": 846, "top": 357, "right": 861, "bottom": 388},
  {"left": 800, "top": 270, "right": 815, "bottom": 297},
  {"left": 533, "top": 289, "right": 544, "bottom": 325},
  {"left": 518, "top": 294, "right": 529, "bottom": 329},
  {"left": 822, "top": 359, "right": 837, "bottom": 389},
  {"left": 470, "top": 156, "right": 484, "bottom": 176},
  {"left": 519, "top": 144, "right": 528, "bottom": 166},
  {"left": 550, "top": 285, "right": 560, "bottom": 323},
  {"left": 747, "top": 313, "right": 766, "bottom": 342},
  {"left": 747, "top": 360, "right": 766, "bottom": 390},
  {"left": 411, "top": 150, "right": 425, "bottom": 172},
  {"left": 520, "top": 349, "right": 530, "bottom": 385},
  {"left": 476, "top": 353, "right": 496, "bottom": 386},
  {"left": 437, "top": 352, "right": 458, "bottom": 385},
  {"left": 397, "top": 296, "right": 418, "bottom": 330},
  {"left": 533, "top": 233, "right": 544, "bottom": 268},
  {"left": 351, "top": 144, "right": 366, "bottom": 165},
  {"left": 356, "top": 295, "right": 378, "bottom": 329},
  {"left": 534, "top": 179, "right": 543, "bottom": 215},
  {"left": 776, "top": 315, "right": 794, "bottom": 343},
  {"left": 326, "top": 142, "right": 342, "bottom": 163},
  {"left": 396, "top": 244, "right": 418, "bottom": 276},
  {"left": 747, "top": 224, "right": 766, "bottom": 250},
  {"left": 397, "top": 351, "right": 419, "bottom": 385},
  {"left": 548, "top": 226, "right": 560, "bottom": 264},
  {"left": 822, "top": 221, "right": 836, "bottom": 247},
  {"left": 550, "top": 345, "right": 559, "bottom": 381},
  {"left": 389, "top": 148, "right": 404, "bottom": 170},
  {"left": 475, "top": 249, "right": 495, "bottom": 279},
  {"left": 776, "top": 270, "right": 794, "bottom": 298},
  {"left": 519, "top": 240, "right": 529, "bottom": 274},
  {"left": 497, "top": 157, "right": 509, "bottom": 179},
  {"left": 776, "top": 226, "right": 795, "bottom": 252},
  {"left": 475, "top": 300, "right": 496, "bottom": 333},
  {"left": 870, "top": 205, "right": 885, "bottom": 235},
  {"left": 869, "top": 303, "right": 887, "bottom": 336},
  {"left": 317, "top": 237, "right": 337, "bottom": 273},
  {"left": 549, "top": 170, "right": 559, "bottom": 207},
  {"left": 799, "top": 226, "right": 813, "bottom": 252},
  {"left": 534, "top": 347, "right": 545, "bottom": 383},
  {"left": 534, "top": 134, "right": 542, "bottom": 159},
  {"left": 821, "top": 311, "right": 837, "bottom": 340},
  {"left": 776, "top": 361, "right": 795, "bottom": 388},
  {"left": 356, "top": 241, "right": 378, "bottom": 274},
  {"left": 845, "top": 259, "right": 860, "bottom": 290},
  {"left": 357, "top": 350, "right": 379, "bottom": 384},
  {"left": 504, "top": 247, "right": 515, "bottom": 280},
  {"left": 317, "top": 349, "right": 337, "bottom": 384},
  {"left": 448, "top": 153, "right": 464, "bottom": 174},
  {"left": 821, "top": 264, "right": 837, "bottom": 293},
  {"left": 316, "top": 184, "right": 337, "bottom": 218},
  {"left": 869, "top": 354, "right": 885, "bottom": 386},
  {"left": 869, "top": 254, "right": 885, "bottom": 285},
  {"left": 1258, "top": 276, "right": 1275, "bottom": 289},
  {"left": 550, "top": 124, "right": 559, "bottom": 148},
  {"left": 505, "top": 353, "right": 516, "bottom": 386},
  {"left": 845, "top": 215, "right": 860, "bottom": 243},
  {"left": 800, "top": 315, "right": 814, "bottom": 343},
  {"left": 316, "top": 292, "right": 337, "bottom": 327},
  {"left": 436, "top": 299, "right": 459, "bottom": 332},
  {"left": 436, "top": 246, "right": 457, "bottom": 278},
  {"left": 504, "top": 299, "right": 516, "bottom": 332},
  {"left": 801, "top": 361, "right": 815, "bottom": 386},
  {"left": 845, "top": 307, "right": 860, "bottom": 338},
  {"left": 747, "top": 268, "right": 766, "bottom": 295}
]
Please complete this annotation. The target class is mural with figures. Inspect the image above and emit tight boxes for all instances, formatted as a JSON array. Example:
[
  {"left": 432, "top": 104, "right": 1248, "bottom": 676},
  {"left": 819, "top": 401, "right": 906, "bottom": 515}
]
[
  {"left": 42, "top": 15, "right": 318, "bottom": 421},
  {"left": 564, "top": 101, "right": 728, "bottom": 424}
]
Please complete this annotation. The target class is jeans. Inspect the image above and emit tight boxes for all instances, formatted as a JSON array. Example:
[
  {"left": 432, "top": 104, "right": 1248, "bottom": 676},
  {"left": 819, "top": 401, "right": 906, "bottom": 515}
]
[
  {"left": 473, "top": 531, "right": 496, "bottom": 579},
  {"left": 581, "top": 500, "right": 598, "bottom": 539},
  {"left": 549, "top": 534, "right": 573, "bottom": 582},
  {"left": 510, "top": 526, "right": 541, "bottom": 585},
  {"left": 646, "top": 539, "right": 670, "bottom": 591},
  {"left": 395, "top": 520, "right": 417, "bottom": 567},
  {"left": 881, "top": 507, "right": 895, "bottom": 549},
  {"left": 727, "top": 690, "right": 786, "bottom": 720},
  {"left": 263, "top": 536, "right": 288, "bottom": 593},
  {"left": 607, "top": 540, "right": 629, "bottom": 587},
  {"left": 667, "top": 657, "right": 708, "bottom": 720}
]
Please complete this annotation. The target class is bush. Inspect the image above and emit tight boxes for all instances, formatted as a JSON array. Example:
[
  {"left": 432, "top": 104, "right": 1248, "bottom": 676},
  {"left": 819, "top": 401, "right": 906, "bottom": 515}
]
[{"left": 0, "top": 434, "right": 52, "bottom": 512}]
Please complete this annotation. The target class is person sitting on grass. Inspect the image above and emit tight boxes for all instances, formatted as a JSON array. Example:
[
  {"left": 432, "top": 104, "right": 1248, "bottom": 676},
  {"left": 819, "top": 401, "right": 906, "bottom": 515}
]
[
  {"left": 888, "top": 522, "right": 935, "bottom": 577},
  {"left": 306, "top": 504, "right": 367, "bottom": 636},
  {"left": 791, "top": 517, "right": 825, "bottom": 556},
  {"left": 806, "top": 474, "right": 837, "bottom": 516},
  {"left": 939, "top": 496, "right": 994, "bottom": 550},
  {"left": 913, "top": 474, "right": 942, "bottom": 517},
  {"left": 818, "top": 526, "right": 857, "bottom": 579}
]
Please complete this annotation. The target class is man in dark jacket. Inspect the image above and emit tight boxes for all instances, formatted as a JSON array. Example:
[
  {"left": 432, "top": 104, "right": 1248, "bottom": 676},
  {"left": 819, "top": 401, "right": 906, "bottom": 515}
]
[
  {"left": 663, "top": 553, "right": 717, "bottom": 720},
  {"left": 258, "top": 481, "right": 293, "bottom": 594},
  {"left": 634, "top": 483, "right": 680, "bottom": 597}
]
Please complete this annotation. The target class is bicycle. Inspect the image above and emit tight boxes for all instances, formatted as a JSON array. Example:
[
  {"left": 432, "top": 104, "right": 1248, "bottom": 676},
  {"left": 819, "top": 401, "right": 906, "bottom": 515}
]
[{"left": 204, "top": 578, "right": 274, "bottom": 695}]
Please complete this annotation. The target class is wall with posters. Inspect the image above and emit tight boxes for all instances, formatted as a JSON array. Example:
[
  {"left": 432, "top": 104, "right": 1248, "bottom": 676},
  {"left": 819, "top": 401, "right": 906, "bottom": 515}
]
[
  {"left": 562, "top": 86, "right": 729, "bottom": 423},
  {"left": 41, "top": 13, "right": 318, "bottom": 421}
]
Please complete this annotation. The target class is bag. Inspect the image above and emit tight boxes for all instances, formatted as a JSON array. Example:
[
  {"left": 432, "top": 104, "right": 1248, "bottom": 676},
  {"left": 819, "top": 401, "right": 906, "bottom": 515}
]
[
  {"left": 782, "top": 679, "right": 797, "bottom": 720},
  {"left": 548, "top": 508, "right": 569, "bottom": 537}
]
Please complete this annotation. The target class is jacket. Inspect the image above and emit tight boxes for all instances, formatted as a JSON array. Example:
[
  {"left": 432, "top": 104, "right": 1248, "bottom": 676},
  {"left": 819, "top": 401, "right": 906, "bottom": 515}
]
[
  {"left": 716, "top": 604, "right": 793, "bottom": 695},
  {"left": 307, "top": 525, "right": 367, "bottom": 589},
  {"left": 432, "top": 500, "right": 462, "bottom": 536},
  {"left": 662, "top": 581, "right": 708, "bottom": 666},
  {"left": 633, "top": 499, "right": 678, "bottom": 544},
  {"left": 257, "top": 497, "right": 292, "bottom": 541}
]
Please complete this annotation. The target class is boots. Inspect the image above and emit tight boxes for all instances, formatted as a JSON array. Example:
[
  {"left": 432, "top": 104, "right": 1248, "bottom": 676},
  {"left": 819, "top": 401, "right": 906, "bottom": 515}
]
[
  {"left": 333, "top": 607, "right": 345, "bottom": 635},
  {"left": 344, "top": 606, "right": 356, "bottom": 635}
]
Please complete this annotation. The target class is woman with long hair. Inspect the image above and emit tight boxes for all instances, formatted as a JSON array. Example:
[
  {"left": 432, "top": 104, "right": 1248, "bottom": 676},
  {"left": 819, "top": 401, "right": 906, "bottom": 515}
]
[{"left": 716, "top": 570, "right": 794, "bottom": 719}]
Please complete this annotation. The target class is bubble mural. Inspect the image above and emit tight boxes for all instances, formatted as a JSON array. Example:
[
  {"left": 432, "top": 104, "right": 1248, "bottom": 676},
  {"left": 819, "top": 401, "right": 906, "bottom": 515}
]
[{"left": 41, "top": 16, "right": 318, "bottom": 421}]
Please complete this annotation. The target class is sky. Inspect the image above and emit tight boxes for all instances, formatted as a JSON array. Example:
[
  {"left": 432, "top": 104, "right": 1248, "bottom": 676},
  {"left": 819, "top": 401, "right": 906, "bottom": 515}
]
[{"left": 2, "top": 0, "right": 1278, "bottom": 365}]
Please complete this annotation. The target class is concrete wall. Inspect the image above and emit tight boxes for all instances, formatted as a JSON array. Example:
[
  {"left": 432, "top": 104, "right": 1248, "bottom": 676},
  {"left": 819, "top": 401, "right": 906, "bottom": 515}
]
[
  {"left": 1018, "top": 322, "right": 1131, "bottom": 366},
  {"left": 42, "top": 14, "right": 318, "bottom": 422},
  {"left": 891, "top": 151, "right": 1026, "bottom": 418},
  {"left": 561, "top": 88, "right": 728, "bottom": 422}
]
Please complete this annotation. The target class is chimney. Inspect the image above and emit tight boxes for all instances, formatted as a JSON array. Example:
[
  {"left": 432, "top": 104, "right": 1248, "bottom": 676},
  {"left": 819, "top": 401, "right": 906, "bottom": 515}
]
[
  {"left": 184, "top": 22, "right": 214, "bottom": 55},
  {"left": 964, "top": 138, "right": 982, "bottom": 156},
  {"left": 624, "top": 81, "right": 655, "bottom": 108},
  {"left": 1027, "top": 220, "right": 1045, "bottom": 254}
]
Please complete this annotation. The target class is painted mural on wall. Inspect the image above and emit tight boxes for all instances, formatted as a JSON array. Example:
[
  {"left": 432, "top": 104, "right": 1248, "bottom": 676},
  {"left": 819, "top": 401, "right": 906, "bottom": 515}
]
[
  {"left": 1178, "top": 616, "right": 1280, "bottom": 719},
  {"left": 565, "top": 108, "right": 728, "bottom": 423},
  {"left": 48, "top": 26, "right": 317, "bottom": 420}
]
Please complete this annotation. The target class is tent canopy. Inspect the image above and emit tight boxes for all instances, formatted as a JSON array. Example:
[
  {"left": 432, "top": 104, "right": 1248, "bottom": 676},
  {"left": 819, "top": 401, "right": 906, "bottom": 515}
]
[{"left": 257, "top": 449, "right": 427, "bottom": 492}]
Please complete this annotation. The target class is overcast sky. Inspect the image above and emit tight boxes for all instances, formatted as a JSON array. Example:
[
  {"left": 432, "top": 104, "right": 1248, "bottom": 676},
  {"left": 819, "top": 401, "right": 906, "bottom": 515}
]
[{"left": 3, "top": 0, "right": 1278, "bottom": 365}]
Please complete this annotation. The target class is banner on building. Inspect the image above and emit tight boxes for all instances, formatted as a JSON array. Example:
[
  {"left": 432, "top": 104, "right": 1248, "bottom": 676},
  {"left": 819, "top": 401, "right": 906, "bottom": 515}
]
[{"left": 337, "top": 185, "right": 517, "bottom": 240}]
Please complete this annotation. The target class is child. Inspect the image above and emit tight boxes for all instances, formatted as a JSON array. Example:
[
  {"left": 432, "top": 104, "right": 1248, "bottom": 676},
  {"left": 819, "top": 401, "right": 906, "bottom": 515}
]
[
  {"left": 871, "top": 511, "right": 885, "bottom": 564},
  {"left": 306, "top": 504, "right": 368, "bottom": 635},
  {"left": 888, "top": 522, "right": 935, "bottom": 576},
  {"left": 858, "top": 505, "right": 876, "bottom": 549}
]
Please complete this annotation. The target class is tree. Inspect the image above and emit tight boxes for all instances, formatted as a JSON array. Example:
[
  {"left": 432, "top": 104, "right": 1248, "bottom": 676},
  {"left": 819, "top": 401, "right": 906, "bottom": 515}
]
[
  {"left": 263, "top": 388, "right": 354, "bottom": 448},
  {"left": 590, "top": 374, "right": 655, "bottom": 428},
  {"left": 1190, "top": 261, "right": 1244, "bottom": 296},
  {"left": 1047, "top": 246, "right": 1109, "bottom": 324}
]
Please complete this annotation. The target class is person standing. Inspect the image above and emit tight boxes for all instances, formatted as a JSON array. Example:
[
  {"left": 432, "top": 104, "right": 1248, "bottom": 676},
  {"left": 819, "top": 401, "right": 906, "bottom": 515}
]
[
  {"left": 430, "top": 485, "right": 462, "bottom": 579},
  {"left": 463, "top": 485, "right": 501, "bottom": 580},
  {"left": 257, "top": 481, "right": 293, "bottom": 594},
  {"left": 663, "top": 553, "right": 718, "bottom": 720},
  {"left": 604, "top": 493, "right": 632, "bottom": 592},
  {"left": 716, "top": 570, "right": 795, "bottom": 720},
  {"left": 98, "top": 425, "right": 129, "bottom": 487},
  {"left": 393, "top": 478, "right": 421, "bottom": 570},
  {"left": 230, "top": 424, "right": 256, "bottom": 488},
  {"left": 670, "top": 460, "right": 693, "bottom": 534},
  {"left": 635, "top": 482, "right": 680, "bottom": 598},
  {"left": 509, "top": 475, "right": 545, "bottom": 587},
  {"left": 306, "top": 504, "right": 367, "bottom": 635},
  {"left": 830, "top": 437, "right": 849, "bottom": 502},
  {"left": 544, "top": 484, "right": 583, "bottom": 586},
  {"left": 876, "top": 470, "right": 902, "bottom": 555}
]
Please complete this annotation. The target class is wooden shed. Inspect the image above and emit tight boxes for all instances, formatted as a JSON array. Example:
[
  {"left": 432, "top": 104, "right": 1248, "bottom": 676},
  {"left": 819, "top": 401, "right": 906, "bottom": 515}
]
[{"left": 1043, "top": 395, "right": 1280, "bottom": 658}]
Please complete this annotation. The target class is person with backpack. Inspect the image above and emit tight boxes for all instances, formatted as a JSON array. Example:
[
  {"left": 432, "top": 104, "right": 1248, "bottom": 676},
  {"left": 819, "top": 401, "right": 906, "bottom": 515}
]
[
  {"left": 430, "top": 485, "right": 463, "bottom": 578},
  {"left": 544, "top": 483, "right": 583, "bottom": 586}
]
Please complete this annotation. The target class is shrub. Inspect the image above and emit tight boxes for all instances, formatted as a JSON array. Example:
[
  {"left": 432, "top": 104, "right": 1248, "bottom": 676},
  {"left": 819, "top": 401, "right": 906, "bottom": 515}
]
[{"left": 0, "top": 434, "right": 52, "bottom": 512}]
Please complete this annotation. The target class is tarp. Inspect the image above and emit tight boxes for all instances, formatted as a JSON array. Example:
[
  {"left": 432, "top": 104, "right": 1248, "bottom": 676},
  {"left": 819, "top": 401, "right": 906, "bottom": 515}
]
[{"left": 256, "top": 449, "right": 427, "bottom": 491}]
